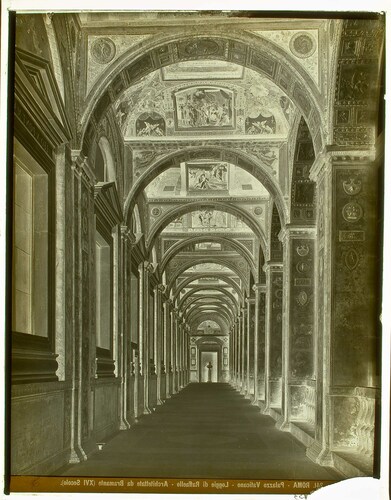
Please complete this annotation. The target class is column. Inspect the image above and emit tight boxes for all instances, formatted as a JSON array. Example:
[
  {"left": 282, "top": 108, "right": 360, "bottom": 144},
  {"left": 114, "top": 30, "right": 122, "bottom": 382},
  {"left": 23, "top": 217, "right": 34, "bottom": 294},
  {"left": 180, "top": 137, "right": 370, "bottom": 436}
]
[
  {"left": 252, "top": 284, "right": 266, "bottom": 405},
  {"left": 263, "top": 264, "right": 283, "bottom": 413},
  {"left": 234, "top": 321, "right": 239, "bottom": 386},
  {"left": 236, "top": 311, "right": 243, "bottom": 390},
  {"left": 240, "top": 307, "right": 246, "bottom": 393},
  {"left": 231, "top": 324, "right": 235, "bottom": 385},
  {"left": 170, "top": 308, "right": 177, "bottom": 394},
  {"left": 139, "top": 261, "right": 153, "bottom": 415},
  {"left": 246, "top": 299, "right": 250, "bottom": 396},
  {"left": 154, "top": 285, "right": 162, "bottom": 405},
  {"left": 118, "top": 226, "right": 131, "bottom": 429},
  {"left": 277, "top": 226, "right": 316, "bottom": 431},
  {"left": 163, "top": 298, "right": 171, "bottom": 398},
  {"left": 246, "top": 298, "right": 254, "bottom": 397}
]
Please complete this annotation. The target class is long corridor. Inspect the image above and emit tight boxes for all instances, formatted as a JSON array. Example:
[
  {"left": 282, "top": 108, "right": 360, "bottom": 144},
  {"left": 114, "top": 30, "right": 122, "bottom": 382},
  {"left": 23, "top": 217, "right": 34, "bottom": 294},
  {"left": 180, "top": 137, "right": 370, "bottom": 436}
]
[{"left": 60, "top": 384, "right": 341, "bottom": 480}]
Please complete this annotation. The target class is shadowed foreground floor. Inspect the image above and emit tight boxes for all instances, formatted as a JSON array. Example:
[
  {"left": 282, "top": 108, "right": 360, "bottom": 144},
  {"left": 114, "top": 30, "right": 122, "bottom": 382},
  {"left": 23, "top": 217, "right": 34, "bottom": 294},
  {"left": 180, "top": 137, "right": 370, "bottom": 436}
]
[{"left": 60, "top": 383, "right": 341, "bottom": 480}]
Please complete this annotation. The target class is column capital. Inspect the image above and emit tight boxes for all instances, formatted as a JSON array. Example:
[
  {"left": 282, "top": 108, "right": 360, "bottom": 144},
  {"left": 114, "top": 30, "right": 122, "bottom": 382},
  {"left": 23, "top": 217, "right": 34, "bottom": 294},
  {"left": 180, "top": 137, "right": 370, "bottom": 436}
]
[
  {"left": 309, "top": 148, "right": 331, "bottom": 182},
  {"left": 156, "top": 283, "right": 167, "bottom": 293},
  {"left": 143, "top": 261, "right": 155, "bottom": 273},
  {"left": 164, "top": 298, "right": 174, "bottom": 308},
  {"left": 262, "top": 261, "right": 283, "bottom": 273},
  {"left": 253, "top": 283, "right": 267, "bottom": 294},
  {"left": 278, "top": 224, "right": 316, "bottom": 243},
  {"left": 71, "top": 150, "right": 96, "bottom": 185}
]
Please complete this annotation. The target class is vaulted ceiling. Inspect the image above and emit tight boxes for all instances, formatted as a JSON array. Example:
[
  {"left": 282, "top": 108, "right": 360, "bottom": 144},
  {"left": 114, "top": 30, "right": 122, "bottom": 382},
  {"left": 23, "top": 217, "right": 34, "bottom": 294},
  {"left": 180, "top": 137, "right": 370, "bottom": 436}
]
[{"left": 69, "top": 12, "right": 339, "bottom": 335}]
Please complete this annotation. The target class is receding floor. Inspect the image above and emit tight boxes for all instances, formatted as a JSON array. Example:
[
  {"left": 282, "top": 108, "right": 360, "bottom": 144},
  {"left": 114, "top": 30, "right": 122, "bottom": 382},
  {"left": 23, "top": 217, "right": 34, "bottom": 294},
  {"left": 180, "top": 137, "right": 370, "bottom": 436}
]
[{"left": 60, "top": 383, "right": 342, "bottom": 480}]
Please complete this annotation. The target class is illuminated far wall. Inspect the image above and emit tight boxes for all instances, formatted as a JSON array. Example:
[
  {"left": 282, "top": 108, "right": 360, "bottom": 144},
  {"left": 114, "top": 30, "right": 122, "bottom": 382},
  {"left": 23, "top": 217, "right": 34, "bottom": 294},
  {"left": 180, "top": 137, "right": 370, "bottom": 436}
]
[{"left": 189, "top": 336, "right": 230, "bottom": 383}]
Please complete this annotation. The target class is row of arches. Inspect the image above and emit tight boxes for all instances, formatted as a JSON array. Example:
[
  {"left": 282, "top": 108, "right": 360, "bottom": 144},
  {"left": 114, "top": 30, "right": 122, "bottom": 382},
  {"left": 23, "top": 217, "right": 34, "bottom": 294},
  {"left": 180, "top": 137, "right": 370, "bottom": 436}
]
[{"left": 10, "top": 13, "right": 383, "bottom": 482}]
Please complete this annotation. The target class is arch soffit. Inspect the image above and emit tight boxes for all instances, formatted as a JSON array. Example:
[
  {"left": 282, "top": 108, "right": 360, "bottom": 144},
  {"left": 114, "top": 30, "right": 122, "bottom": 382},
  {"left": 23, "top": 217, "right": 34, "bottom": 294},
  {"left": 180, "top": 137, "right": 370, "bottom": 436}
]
[
  {"left": 147, "top": 201, "right": 266, "bottom": 256},
  {"left": 161, "top": 234, "right": 256, "bottom": 275},
  {"left": 191, "top": 314, "right": 228, "bottom": 332},
  {"left": 179, "top": 288, "right": 238, "bottom": 313},
  {"left": 168, "top": 257, "right": 247, "bottom": 292},
  {"left": 126, "top": 147, "right": 287, "bottom": 230},
  {"left": 187, "top": 305, "right": 233, "bottom": 325},
  {"left": 195, "top": 336, "right": 225, "bottom": 347},
  {"left": 98, "top": 135, "right": 117, "bottom": 183},
  {"left": 183, "top": 294, "right": 237, "bottom": 316},
  {"left": 174, "top": 273, "right": 242, "bottom": 300},
  {"left": 81, "top": 31, "right": 324, "bottom": 150},
  {"left": 179, "top": 286, "right": 239, "bottom": 312}
]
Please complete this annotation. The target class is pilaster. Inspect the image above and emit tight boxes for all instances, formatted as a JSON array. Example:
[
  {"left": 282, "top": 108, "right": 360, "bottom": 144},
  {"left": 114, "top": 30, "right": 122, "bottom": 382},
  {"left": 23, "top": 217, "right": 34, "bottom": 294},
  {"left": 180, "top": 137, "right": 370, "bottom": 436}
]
[
  {"left": 263, "top": 263, "right": 283, "bottom": 414},
  {"left": 252, "top": 283, "right": 266, "bottom": 405},
  {"left": 277, "top": 225, "right": 316, "bottom": 432}
]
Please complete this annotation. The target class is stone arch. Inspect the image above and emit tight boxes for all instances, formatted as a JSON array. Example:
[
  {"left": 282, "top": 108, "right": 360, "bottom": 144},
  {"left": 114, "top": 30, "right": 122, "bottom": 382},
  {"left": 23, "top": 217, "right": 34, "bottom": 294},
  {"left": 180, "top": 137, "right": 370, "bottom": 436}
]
[
  {"left": 187, "top": 307, "right": 233, "bottom": 328},
  {"left": 97, "top": 136, "right": 117, "bottom": 183},
  {"left": 81, "top": 31, "right": 325, "bottom": 154},
  {"left": 181, "top": 292, "right": 239, "bottom": 317},
  {"left": 126, "top": 147, "right": 287, "bottom": 229},
  {"left": 131, "top": 203, "right": 142, "bottom": 235},
  {"left": 161, "top": 235, "right": 256, "bottom": 277},
  {"left": 146, "top": 201, "right": 266, "bottom": 255},
  {"left": 168, "top": 258, "right": 247, "bottom": 292},
  {"left": 174, "top": 273, "right": 242, "bottom": 301},
  {"left": 186, "top": 303, "right": 235, "bottom": 327},
  {"left": 269, "top": 202, "right": 283, "bottom": 262},
  {"left": 178, "top": 286, "right": 239, "bottom": 313},
  {"left": 191, "top": 315, "right": 228, "bottom": 334}
]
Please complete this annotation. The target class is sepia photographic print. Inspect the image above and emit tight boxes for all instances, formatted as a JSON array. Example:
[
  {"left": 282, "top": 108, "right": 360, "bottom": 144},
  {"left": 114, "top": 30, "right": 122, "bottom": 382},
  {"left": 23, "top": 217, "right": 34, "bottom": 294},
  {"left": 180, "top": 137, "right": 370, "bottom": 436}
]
[{"left": 2, "top": 4, "right": 389, "bottom": 498}]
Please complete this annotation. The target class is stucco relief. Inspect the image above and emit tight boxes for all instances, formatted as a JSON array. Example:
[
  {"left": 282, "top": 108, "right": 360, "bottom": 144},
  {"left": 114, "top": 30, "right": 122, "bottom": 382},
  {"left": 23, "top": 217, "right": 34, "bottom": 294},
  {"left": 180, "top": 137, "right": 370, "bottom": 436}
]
[
  {"left": 252, "top": 29, "right": 319, "bottom": 86},
  {"left": 86, "top": 34, "right": 151, "bottom": 95}
]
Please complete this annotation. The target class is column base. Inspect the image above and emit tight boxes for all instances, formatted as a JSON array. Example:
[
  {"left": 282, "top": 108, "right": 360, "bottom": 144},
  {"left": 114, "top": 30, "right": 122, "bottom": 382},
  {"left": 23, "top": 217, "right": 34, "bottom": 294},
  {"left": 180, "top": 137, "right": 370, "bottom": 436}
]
[
  {"left": 143, "top": 406, "right": 153, "bottom": 415},
  {"left": 68, "top": 447, "right": 87, "bottom": 464},
  {"left": 306, "top": 440, "right": 324, "bottom": 463},
  {"left": 119, "top": 421, "right": 130, "bottom": 430},
  {"left": 275, "top": 417, "right": 290, "bottom": 432},
  {"left": 316, "top": 448, "right": 335, "bottom": 468}
]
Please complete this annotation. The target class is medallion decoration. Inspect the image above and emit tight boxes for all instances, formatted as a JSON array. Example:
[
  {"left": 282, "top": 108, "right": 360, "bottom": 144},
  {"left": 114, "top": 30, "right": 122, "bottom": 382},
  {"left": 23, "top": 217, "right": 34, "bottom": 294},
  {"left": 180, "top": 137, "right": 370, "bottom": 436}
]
[
  {"left": 343, "top": 178, "right": 362, "bottom": 195},
  {"left": 296, "top": 291, "right": 308, "bottom": 307},
  {"left": 91, "top": 37, "right": 116, "bottom": 64},
  {"left": 296, "top": 244, "right": 310, "bottom": 257},
  {"left": 289, "top": 32, "right": 317, "bottom": 59},
  {"left": 344, "top": 248, "right": 359, "bottom": 271},
  {"left": 151, "top": 207, "right": 162, "bottom": 217},
  {"left": 342, "top": 202, "right": 363, "bottom": 223},
  {"left": 183, "top": 39, "right": 220, "bottom": 56},
  {"left": 253, "top": 206, "right": 263, "bottom": 216},
  {"left": 296, "top": 261, "right": 309, "bottom": 274}
]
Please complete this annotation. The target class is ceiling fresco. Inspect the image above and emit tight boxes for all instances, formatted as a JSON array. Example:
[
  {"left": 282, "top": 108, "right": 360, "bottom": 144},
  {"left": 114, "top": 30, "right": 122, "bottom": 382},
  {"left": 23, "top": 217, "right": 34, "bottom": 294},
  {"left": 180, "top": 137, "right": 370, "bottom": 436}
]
[
  {"left": 144, "top": 163, "right": 269, "bottom": 199},
  {"left": 111, "top": 66, "right": 295, "bottom": 138}
]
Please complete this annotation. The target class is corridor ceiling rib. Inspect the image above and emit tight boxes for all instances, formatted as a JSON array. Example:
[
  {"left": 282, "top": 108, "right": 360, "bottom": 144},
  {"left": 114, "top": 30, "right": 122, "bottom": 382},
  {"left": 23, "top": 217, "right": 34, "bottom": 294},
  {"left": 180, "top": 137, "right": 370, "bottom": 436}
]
[
  {"left": 161, "top": 236, "right": 256, "bottom": 276},
  {"left": 173, "top": 274, "right": 243, "bottom": 301},
  {"left": 181, "top": 293, "right": 239, "bottom": 317},
  {"left": 146, "top": 201, "right": 266, "bottom": 254},
  {"left": 167, "top": 258, "right": 250, "bottom": 292}
]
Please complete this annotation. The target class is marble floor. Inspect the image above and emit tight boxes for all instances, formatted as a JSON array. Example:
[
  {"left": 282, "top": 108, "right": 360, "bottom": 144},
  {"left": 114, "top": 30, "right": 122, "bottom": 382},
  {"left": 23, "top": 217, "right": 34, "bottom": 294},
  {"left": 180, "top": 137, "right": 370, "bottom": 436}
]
[{"left": 59, "top": 383, "right": 342, "bottom": 480}]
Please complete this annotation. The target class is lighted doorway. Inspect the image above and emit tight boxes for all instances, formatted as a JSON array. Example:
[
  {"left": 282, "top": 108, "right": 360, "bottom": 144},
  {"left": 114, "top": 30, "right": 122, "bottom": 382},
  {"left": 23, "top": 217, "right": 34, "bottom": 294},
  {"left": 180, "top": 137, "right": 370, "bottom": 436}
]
[{"left": 200, "top": 351, "right": 218, "bottom": 382}]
